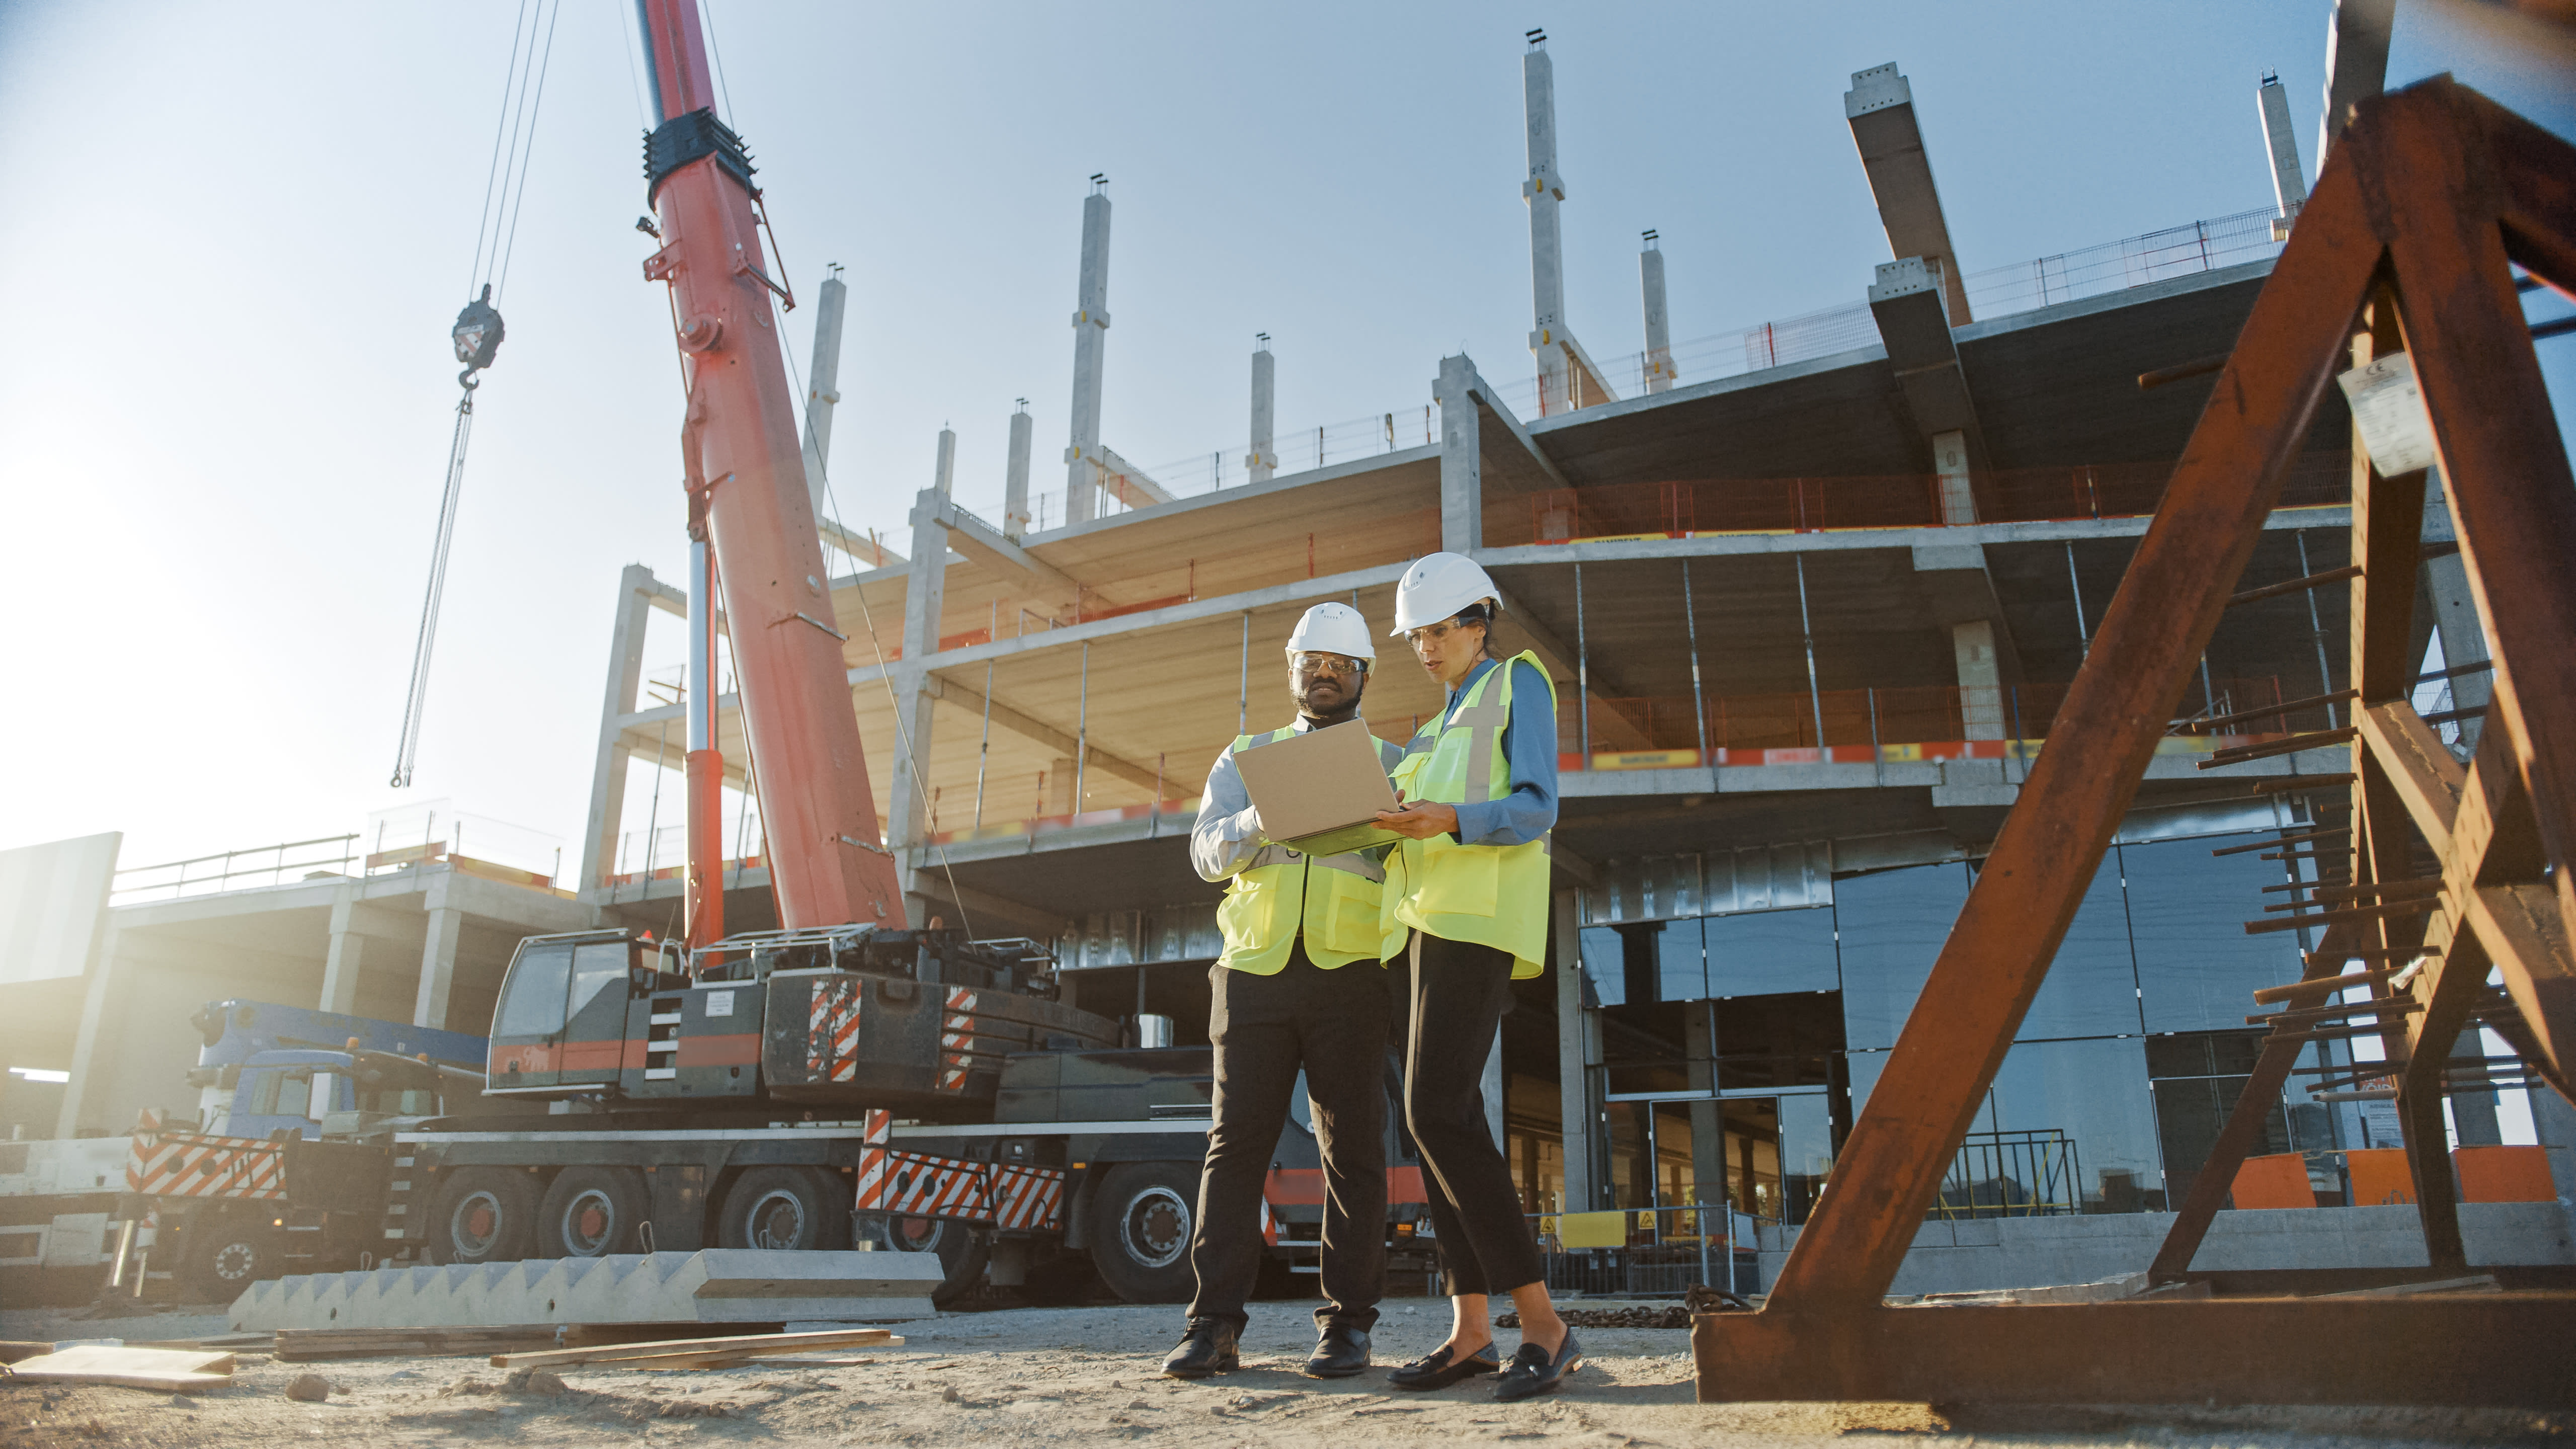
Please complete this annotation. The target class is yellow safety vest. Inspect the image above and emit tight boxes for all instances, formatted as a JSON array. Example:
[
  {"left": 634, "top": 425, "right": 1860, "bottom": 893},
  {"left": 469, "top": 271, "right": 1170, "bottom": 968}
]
[
  {"left": 1214, "top": 725, "right": 1410, "bottom": 973},
  {"left": 1387, "top": 651, "right": 1556, "bottom": 979}
]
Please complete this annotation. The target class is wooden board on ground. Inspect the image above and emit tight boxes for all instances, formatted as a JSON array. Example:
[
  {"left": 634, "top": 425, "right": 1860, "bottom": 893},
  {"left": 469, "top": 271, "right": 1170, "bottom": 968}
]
[
  {"left": 4, "top": 1345, "right": 236, "bottom": 1393},
  {"left": 492, "top": 1327, "right": 898, "bottom": 1370},
  {"left": 277, "top": 1321, "right": 780, "bottom": 1361}
]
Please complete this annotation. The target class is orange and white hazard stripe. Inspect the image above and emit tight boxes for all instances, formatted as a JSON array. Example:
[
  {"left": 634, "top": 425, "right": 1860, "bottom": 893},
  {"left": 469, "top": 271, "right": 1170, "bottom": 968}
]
[
  {"left": 938, "top": 987, "right": 978, "bottom": 1091},
  {"left": 126, "top": 1118, "right": 287, "bottom": 1201},
  {"left": 807, "top": 977, "right": 865, "bottom": 1082}
]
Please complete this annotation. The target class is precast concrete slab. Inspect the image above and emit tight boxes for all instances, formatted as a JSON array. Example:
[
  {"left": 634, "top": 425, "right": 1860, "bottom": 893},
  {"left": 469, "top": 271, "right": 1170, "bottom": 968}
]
[{"left": 227, "top": 1250, "right": 943, "bottom": 1332}]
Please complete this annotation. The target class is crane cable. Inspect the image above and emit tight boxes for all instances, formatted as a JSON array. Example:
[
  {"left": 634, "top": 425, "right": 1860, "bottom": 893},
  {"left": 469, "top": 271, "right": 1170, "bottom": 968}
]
[{"left": 390, "top": 0, "right": 562, "bottom": 788}]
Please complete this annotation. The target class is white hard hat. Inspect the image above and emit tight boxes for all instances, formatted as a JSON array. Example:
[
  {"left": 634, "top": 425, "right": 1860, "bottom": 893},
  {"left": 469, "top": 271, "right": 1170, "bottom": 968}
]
[
  {"left": 1389, "top": 552, "right": 1501, "bottom": 634},
  {"left": 1284, "top": 601, "right": 1376, "bottom": 661}
]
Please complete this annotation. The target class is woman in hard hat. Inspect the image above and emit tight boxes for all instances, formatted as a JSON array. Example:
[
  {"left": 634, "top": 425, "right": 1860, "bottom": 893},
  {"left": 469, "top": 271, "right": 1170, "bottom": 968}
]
[{"left": 1372, "top": 552, "right": 1579, "bottom": 1402}]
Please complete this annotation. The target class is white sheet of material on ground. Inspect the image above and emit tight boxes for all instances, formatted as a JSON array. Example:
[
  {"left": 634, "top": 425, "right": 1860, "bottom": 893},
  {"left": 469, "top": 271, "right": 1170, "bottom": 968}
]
[{"left": 225, "top": 1249, "right": 943, "bottom": 1332}]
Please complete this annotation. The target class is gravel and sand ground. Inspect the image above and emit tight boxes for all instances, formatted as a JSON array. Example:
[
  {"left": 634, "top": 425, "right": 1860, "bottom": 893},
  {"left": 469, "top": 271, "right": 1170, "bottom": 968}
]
[{"left": 2, "top": 1298, "right": 2566, "bottom": 1448}]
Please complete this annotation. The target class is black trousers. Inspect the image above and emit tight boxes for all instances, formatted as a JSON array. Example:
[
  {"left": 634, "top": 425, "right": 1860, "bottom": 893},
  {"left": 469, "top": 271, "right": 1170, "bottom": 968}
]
[
  {"left": 1405, "top": 931, "right": 1544, "bottom": 1298},
  {"left": 1185, "top": 940, "right": 1390, "bottom": 1333}
]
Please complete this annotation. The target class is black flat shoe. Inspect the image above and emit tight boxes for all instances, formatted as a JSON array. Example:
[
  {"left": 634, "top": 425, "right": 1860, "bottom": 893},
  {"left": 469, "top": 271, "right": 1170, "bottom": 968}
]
[
  {"left": 1388, "top": 1340, "right": 1501, "bottom": 1390},
  {"left": 1492, "top": 1328, "right": 1582, "bottom": 1402},
  {"left": 1304, "top": 1325, "right": 1371, "bottom": 1379},
  {"left": 1161, "top": 1317, "right": 1240, "bottom": 1379}
]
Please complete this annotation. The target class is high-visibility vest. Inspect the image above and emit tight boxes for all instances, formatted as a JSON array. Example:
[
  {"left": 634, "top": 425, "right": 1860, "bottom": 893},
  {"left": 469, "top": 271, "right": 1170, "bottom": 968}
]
[
  {"left": 1215, "top": 725, "right": 1410, "bottom": 974},
  {"left": 1387, "top": 651, "right": 1556, "bottom": 979}
]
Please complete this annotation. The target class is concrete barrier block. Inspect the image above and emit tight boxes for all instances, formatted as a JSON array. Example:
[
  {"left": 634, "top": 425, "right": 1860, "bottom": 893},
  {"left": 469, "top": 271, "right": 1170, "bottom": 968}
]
[{"left": 228, "top": 1249, "right": 943, "bottom": 1331}]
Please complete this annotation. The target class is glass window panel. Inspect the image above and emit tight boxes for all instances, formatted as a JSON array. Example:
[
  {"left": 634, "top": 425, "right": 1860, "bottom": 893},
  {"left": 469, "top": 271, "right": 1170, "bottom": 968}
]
[
  {"left": 2019, "top": 853, "right": 2144, "bottom": 1039},
  {"left": 1579, "top": 926, "right": 1626, "bottom": 1007},
  {"left": 1778, "top": 1094, "right": 1835, "bottom": 1226},
  {"left": 1706, "top": 907, "right": 1837, "bottom": 998},
  {"left": 2146, "top": 1028, "right": 2294, "bottom": 1208},
  {"left": 495, "top": 943, "right": 575, "bottom": 1036},
  {"left": 569, "top": 941, "right": 632, "bottom": 1022},
  {"left": 2121, "top": 836, "right": 2305, "bottom": 1033},
  {"left": 1656, "top": 918, "right": 1707, "bottom": 1004},
  {"left": 1964, "top": 1037, "right": 2166, "bottom": 1215},
  {"left": 1833, "top": 864, "right": 1971, "bottom": 1051}
]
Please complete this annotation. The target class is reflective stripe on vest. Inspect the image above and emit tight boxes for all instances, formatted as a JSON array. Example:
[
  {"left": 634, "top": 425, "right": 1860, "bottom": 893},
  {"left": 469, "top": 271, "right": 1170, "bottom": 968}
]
[
  {"left": 1215, "top": 725, "right": 1407, "bottom": 973},
  {"left": 1387, "top": 651, "right": 1555, "bottom": 979}
]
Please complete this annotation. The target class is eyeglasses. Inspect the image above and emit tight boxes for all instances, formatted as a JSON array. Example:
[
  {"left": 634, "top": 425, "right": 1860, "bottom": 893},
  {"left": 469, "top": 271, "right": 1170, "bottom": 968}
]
[
  {"left": 1402, "top": 618, "right": 1482, "bottom": 651},
  {"left": 1292, "top": 653, "right": 1369, "bottom": 677}
]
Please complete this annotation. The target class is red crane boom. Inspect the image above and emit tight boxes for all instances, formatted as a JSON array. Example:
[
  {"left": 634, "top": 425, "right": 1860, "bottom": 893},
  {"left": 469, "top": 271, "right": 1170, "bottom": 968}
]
[{"left": 633, "top": 0, "right": 903, "bottom": 941}]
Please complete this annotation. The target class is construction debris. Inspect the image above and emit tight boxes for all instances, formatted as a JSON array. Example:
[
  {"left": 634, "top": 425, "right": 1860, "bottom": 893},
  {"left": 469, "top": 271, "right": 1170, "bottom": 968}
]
[
  {"left": 489, "top": 1326, "right": 898, "bottom": 1372},
  {"left": 2, "top": 1344, "right": 235, "bottom": 1393},
  {"left": 273, "top": 1320, "right": 776, "bottom": 1361}
]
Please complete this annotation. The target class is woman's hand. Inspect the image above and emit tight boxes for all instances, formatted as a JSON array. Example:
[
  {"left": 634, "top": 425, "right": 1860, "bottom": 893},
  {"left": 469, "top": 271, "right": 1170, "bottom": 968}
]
[{"left": 1375, "top": 795, "right": 1459, "bottom": 840}]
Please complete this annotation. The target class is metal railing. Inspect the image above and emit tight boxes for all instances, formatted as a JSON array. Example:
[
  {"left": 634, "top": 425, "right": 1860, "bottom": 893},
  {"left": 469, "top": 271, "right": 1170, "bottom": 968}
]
[
  {"left": 109, "top": 835, "right": 363, "bottom": 905},
  {"left": 1532, "top": 1202, "right": 1767, "bottom": 1298},
  {"left": 1936, "top": 1129, "right": 2086, "bottom": 1219}
]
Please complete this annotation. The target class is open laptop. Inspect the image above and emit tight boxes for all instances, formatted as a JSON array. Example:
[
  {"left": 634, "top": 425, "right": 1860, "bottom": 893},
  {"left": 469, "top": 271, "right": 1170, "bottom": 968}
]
[{"left": 1232, "top": 718, "right": 1404, "bottom": 858}]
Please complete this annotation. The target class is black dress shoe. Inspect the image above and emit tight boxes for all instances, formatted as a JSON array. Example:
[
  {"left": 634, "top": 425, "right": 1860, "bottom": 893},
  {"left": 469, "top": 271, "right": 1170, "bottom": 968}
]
[
  {"left": 1492, "top": 1328, "right": 1583, "bottom": 1402},
  {"left": 1388, "top": 1340, "right": 1501, "bottom": 1390},
  {"left": 1304, "top": 1325, "right": 1371, "bottom": 1379},
  {"left": 1161, "top": 1317, "right": 1240, "bottom": 1379}
]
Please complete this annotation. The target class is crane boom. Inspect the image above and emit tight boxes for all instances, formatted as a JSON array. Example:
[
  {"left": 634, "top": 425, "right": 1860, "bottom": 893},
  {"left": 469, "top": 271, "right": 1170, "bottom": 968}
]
[{"left": 633, "top": 0, "right": 904, "bottom": 935}]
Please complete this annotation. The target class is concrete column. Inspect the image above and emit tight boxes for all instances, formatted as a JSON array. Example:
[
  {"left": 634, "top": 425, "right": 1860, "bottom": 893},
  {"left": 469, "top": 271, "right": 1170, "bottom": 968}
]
[
  {"left": 888, "top": 490, "right": 949, "bottom": 918},
  {"left": 1553, "top": 891, "right": 1597, "bottom": 1214},
  {"left": 1246, "top": 338, "right": 1276, "bottom": 485},
  {"left": 932, "top": 427, "right": 956, "bottom": 497},
  {"left": 1522, "top": 33, "right": 1572, "bottom": 417},
  {"left": 1434, "top": 353, "right": 1483, "bottom": 553},
  {"left": 1954, "top": 618, "right": 2005, "bottom": 740},
  {"left": 320, "top": 888, "right": 371, "bottom": 1015},
  {"left": 53, "top": 923, "right": 124, "bottom": 1138},
  {"left": 1933, "top": 430, "right": 1975, "bottom": 524},
  {"left": 1003, "top": 404, "right": 1033, "bottom": 539},
  {"left": 1063, "top": 179, "right": 1112, "bottom": 524},
  {"left": 579, "top": 566, "right": 658, "bottom": 900},
  {"left": 415, "top": 878, "right": 462, "bottom": 1031},
  {"left": 799, "top": 268, "right": 850, "bottom": 520},
  {"left": 1640, "top": 232, "right": 1673, "bottom": 393},
  {"left": 2258, "top": 73, "right": 2308, "bottom": 239},
  {"left": 2318, "top": 0, "right": 2395, "bottom": 162}
]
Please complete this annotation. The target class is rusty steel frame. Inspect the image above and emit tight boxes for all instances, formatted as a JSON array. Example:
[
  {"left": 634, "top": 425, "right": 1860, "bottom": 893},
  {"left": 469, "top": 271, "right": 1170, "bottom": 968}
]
[{"left": 1693, "top": 79, "right": 2576, "bottom": 1407}]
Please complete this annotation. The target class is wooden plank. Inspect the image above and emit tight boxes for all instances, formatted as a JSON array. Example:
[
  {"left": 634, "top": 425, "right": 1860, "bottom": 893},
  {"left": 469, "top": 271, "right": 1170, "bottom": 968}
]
[
  {"left": 4, "top": 1345, "right": 235, "bottom": 1393},
  {"left": 490, "top": 1327, "right": 897, "bottom": 1370},
  {"left": 1756, "top": 148, "right": 2388, "bottom": 1314}
]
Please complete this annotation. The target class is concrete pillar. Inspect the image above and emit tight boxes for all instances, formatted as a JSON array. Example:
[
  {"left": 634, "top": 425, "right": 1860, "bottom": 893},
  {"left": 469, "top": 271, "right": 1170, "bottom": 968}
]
[
  {"left": 933, "top": 427, "right": 956, "bottom": 497},
  {"left": 2318, "top": 0, "right": 2395, "bottom": 162},
  {"left": 1246, "top": 337, "right": 1276, "bottom": 485},
  {"left": 53, "top": 923, "right": 124, "bottom": 1138},
  {"left": 1954, "top": 618, "right": 2005, "bottom": 740},
  {"left": 1522, "top": 33, "right": 1572, "bottom": 417},
  {"left": 1063, "top": 178, "right": 1112, "bottom": 524},
  {"left": 1003, "top": 404, "right": 1033, "bottom": 539},
  {"left": 888, "top": 490, "right": 948, "bottom": 919},
  {"left": 1434, "top": 353, "right": 1483, "bottom": 553},
  {"left": 415, "top": 878, "right": 463, "bottom": 1031},
  {"left": 1553, "top": 891, "right": 1597, "bottom": 1214},
  {"left": 579, "top": 566, "right": 658, "bottom": 900},
  {"left": 799, "top": 268, "right": 850, "bottom": 520},
  {"left": 319, "top": 888, "right": 371, "bottom": 1015},
  {"left": 1640, "top": 232, "right": 1673, "bottom": 393},
  {"left": 1933, "top": 430, "right": 1975, "bottom": 525},
  {"left": 2258, "top": 73, "right": 2307, "bottom": 239}
]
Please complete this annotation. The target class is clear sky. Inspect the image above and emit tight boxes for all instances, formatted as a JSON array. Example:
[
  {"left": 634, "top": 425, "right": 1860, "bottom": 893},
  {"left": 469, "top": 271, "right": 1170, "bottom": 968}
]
[{"left": 1, "top": 1, "right": 2568, "bottom": 874}]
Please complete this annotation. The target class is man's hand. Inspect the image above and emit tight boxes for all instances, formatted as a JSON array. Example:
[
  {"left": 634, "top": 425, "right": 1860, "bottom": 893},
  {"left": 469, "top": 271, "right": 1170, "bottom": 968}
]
[{"left": 1375, "top": 794, "right": 1458, "bottom": 841}]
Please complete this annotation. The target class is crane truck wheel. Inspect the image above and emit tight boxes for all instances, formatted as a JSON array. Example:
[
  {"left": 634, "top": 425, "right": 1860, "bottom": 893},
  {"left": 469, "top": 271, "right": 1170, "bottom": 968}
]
[
  {"left": 534, "top": 1167, "right": 650, "bottom": 1258},
  {"left": 426, "top": 1167, "right": 538, "bottom": 1265},
  {"left": 864, "top": 1212, "right": 990, "bottom": 1308},
  {"left": 1088, "top": 1162, "right": 1197, "bottom": 1304},
  {"left": 715, "top": 1167, "right": 852, "bottom": 1252},
  {"left": 183, "top": 1214, "right": 279, "bottom": 1300}
]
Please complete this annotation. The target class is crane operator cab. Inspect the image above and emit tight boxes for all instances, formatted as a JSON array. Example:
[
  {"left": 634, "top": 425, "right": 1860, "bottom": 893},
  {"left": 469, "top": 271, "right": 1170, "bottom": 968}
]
[{"left": 485, "top": 926, "right": 1119, "bottom": 1117}]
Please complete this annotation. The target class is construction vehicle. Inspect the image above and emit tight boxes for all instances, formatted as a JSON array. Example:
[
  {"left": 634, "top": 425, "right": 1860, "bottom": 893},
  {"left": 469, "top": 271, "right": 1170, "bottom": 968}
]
[
  {"left": 300, "top": 0, "right": 1438, "bottom": 1309},
  {"left": 182, "top": 998, "right": 485, "bottom": 1140}
]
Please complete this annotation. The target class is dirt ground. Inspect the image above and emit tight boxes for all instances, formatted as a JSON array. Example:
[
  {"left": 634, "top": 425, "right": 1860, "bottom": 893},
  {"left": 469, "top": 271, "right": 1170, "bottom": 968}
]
[{"left": 2, "top": 1299, "right": 2567, "bottom": 1448}]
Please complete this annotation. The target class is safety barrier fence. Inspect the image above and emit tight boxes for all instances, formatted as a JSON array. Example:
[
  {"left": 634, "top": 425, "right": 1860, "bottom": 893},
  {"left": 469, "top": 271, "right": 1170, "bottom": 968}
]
[
  {"left": 112, "top": 810, "right": 573, "bottom": 905},
  {"left": 1532, "top": 1203, "right": 1769, "bottom": 1298},
  {"left": 109, "top": 835, "right": 364, "bottom": 905},
  {"left": 1505, "top": 452, "right": 2353, "bottom": 546},
  {"left": 1936, "top": 1129, "right": 2087, "bottom": 1219}
]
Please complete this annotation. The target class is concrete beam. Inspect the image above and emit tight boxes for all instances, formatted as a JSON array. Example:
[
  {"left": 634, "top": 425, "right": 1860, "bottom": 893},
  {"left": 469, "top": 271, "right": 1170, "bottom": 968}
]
[
  {"left": 1845, "top": 63, "right": 1973, "bottom": 324},
  {"left": 1465, "top": 371, "right": 1574, "bottom": 495},
  {"left": 926, "top": 673, "right": 1165, "bottom": 796},
  {"left": 823, "top": 518, "right": 905, "bottom": 569},
  {"left": 2318, "top": 0, "right": 2395, "bottom": 159},
  {"left": 1909, "top": 542, "right": 2024, "bottom": 683},
  {"left": 904, "top": 869, "right": 1070, "bottom": 939},
  {"left": 1870, "top": 257, "right": 1986, "bottom": 467},
  {"left": 1090, "top": 444, "right": 1175, "bottom": 510},
  {"left": 924, "top": 494, "right": 1080, "bottom": 601}
]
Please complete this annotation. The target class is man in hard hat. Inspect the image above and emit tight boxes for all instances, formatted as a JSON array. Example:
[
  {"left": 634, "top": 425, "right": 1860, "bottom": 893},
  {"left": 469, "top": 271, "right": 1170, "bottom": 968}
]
[
  {"left": 1162, "top": 601, "right": 1409, "bottom": 1383},
  {"left": 1370, "top": 552, "right": 1580, "bottom": 1402}
]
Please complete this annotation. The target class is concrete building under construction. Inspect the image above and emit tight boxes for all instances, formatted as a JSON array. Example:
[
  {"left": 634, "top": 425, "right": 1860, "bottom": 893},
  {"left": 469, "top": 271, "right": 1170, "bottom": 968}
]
[{"left": 10, "top": 27, "right": 2569, "bottom": 1295}]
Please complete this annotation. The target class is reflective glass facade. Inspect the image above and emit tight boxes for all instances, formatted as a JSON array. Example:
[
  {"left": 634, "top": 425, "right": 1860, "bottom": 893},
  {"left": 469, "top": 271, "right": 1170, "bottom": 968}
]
[{"left": 1587, "top": 827, "right": 2314, "bottom": 1222}]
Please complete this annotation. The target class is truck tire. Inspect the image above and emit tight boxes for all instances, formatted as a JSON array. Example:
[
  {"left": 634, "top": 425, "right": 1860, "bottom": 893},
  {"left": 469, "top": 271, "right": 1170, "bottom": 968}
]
[
  {"left": 184, "top": 1215, "right": 279, "bottom": 1300},
  {"left": 715, "top": 1167, "right": 851, "bottom": 1252},
  {"left": 534, "top": 1166, "right": 649, "bottom": 1258},
  {"left": 1089, "top": 1162, "right": 1196, "bottom": 1304},
  {"left": 426, "top": 1167, "right": 538, "bottom": 1265},
  {"left": 867, "top": 1213, "right": 990, "bottom": 1308}
]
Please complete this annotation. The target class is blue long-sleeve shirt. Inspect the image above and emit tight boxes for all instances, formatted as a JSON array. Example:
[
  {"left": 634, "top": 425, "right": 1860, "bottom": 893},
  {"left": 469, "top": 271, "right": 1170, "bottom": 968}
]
[{"left": 1435, "top": 657, "right": 1559, "bottom": 847}]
